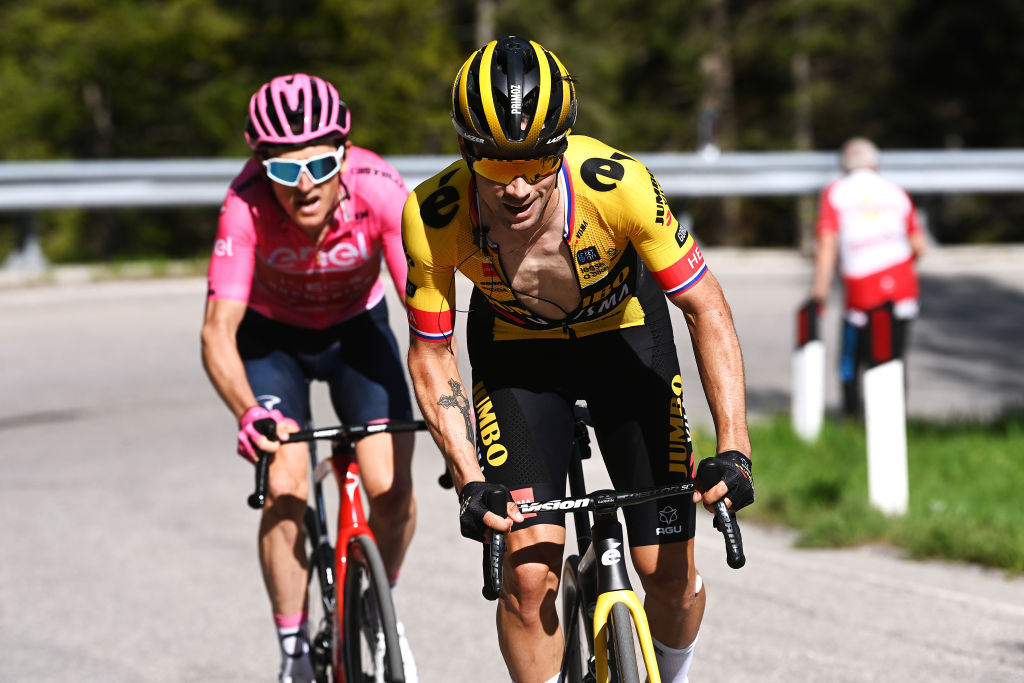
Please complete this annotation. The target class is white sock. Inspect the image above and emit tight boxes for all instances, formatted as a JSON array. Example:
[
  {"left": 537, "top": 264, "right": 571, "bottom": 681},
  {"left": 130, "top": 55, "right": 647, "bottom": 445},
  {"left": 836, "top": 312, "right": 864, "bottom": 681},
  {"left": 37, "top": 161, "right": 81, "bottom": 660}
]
[
  {"left": 277, "top": 623, "right": 313, "bottom": 680},
  {"left": 513, "top": 673, "right": 561, "bottom": 683},
  {"left": 278, "top": 623, "right": 309, "bottom": 657},
  {"left": 652, "top": 633, "right": 698, "bottom": 683}
]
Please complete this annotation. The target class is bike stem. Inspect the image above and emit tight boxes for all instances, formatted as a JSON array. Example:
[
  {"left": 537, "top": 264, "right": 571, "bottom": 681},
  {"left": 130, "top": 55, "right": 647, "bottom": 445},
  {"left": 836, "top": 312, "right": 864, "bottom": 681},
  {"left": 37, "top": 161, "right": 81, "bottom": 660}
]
[{"left": 578, "top": 508, "right": 633, "bottom": 595}]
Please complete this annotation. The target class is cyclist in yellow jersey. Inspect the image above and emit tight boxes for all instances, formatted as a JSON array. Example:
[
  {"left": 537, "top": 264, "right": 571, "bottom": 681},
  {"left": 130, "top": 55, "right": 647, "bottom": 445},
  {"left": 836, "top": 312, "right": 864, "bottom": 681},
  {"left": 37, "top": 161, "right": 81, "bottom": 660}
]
[{"left": 403, "top": 36, "right": 754, "bottom": 683}]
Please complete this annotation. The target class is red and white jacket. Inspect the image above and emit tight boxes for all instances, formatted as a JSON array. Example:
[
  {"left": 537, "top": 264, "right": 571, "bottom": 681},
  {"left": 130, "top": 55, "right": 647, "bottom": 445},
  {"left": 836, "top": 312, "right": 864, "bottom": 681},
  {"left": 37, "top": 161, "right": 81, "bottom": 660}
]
[{"left": 816, "top": 168, "right": 922, "bottom": 317}]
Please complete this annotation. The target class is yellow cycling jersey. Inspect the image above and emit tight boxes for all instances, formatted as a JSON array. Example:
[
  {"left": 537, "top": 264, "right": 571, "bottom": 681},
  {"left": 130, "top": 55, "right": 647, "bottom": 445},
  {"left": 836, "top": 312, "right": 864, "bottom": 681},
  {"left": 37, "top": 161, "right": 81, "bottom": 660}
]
[{"left": 402, "top": 135, "right": 708, "bottom": 342}]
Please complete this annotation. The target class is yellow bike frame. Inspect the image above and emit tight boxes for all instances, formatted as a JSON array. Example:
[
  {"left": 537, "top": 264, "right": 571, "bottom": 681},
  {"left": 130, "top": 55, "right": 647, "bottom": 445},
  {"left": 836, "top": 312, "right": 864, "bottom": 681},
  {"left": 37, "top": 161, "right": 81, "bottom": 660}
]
[{"left": 593, "top": 589, "right": 661, "bottom": 682}]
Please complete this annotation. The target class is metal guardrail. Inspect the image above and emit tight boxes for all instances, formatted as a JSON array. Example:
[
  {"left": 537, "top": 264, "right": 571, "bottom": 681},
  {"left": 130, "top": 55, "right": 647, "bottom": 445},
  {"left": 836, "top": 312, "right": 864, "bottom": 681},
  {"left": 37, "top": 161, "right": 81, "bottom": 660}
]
[{"left": 2, "top": 149, "right": 1024, "bottom": 211}]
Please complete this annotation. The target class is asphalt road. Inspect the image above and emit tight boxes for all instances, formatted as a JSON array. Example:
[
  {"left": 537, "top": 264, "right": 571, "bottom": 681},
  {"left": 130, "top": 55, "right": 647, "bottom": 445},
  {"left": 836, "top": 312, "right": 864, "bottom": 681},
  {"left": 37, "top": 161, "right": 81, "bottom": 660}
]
[{"left": 1, "top": 246, "right": 1022, "bottom": 682}]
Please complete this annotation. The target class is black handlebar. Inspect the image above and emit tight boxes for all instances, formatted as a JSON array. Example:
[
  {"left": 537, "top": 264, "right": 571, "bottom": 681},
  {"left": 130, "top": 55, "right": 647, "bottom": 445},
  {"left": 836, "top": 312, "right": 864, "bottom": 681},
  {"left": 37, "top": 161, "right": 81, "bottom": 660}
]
[
  {"left": 482, "top": 491, "right": 508, "bottom": 601},
  {"left": 247, "top": 420, "right": 427, "bottom": 510},
  {"left": 247, "top": 453, "right": 271, "bottom": 509},
  {"left": 712, "top": 499, "right": 745, "bottom": 568},
  {"left": 480, "top": 485, "right": 746, "bottom": 597},
  {"left": 246, "top": 418, "right": 278, "bottom": 510},
  {"left": 287, "top": 419, "right": 427, "bottom": 444}
]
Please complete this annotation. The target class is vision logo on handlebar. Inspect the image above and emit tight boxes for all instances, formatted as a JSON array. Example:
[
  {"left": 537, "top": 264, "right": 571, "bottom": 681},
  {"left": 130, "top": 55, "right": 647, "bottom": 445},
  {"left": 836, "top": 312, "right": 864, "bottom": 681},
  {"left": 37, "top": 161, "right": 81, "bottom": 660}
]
[{"left": 519, "top": 497, "right": 592, "bottom": 513}]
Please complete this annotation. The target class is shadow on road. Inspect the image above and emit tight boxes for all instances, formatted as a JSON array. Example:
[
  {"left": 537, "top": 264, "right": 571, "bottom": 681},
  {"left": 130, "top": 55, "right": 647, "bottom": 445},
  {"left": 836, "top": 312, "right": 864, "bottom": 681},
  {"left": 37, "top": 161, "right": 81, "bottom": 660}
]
[{"left": 915, "top": 274, "right": 1024, "bottom": 403}]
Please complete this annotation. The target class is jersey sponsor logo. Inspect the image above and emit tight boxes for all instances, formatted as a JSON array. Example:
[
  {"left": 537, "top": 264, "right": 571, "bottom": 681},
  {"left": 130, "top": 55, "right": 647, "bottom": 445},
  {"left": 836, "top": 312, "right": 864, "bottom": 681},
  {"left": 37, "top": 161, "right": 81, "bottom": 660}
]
[
  {"left": 478, "top": 279, "right": 513, "bottom": 297},
  {"left": 649, "top": 170, "right": 672, "bottom": 226},
  {"left": 407, "top": 304, "right": 454, "bottom": 341},
  {"left": 675, "top": 214, "right": 692, "bottom": 247},
  {"left": 509, "top": 84, "right": 522, "bottom": 114},
  {"left": 420, "top": 169, "right": 461, "bottom": 229},
  {"left": 655, "top": 505, "right": 684, "bottom": 536},
  {"left": 213, "top": 237, "right": 234, "bottom": 257},
  {"left": 570, "top": 265, "right": 632, "bottom": 322},
  {"left": 351, "top": 166, "right": 405, "bottom": 189},
  {"left": 473, "top": 383, "right": 509, "bottom": 467},
  {"left": 579, "top": 261, "right": 609, "bottom": 278},
  {"left": 487, "top": 297, "right": 553, "bottom": 327},
  {"left": 687, "top": 245, "right": 704, "bottom": 271},
  {"left": 667, "top": 374, "right": 692, "bottom": 475},
  {"left": 405, "top": 280, "right": 417, "bottom": 298},
  {"left": 266, "top": 233, "right": 373, "bottom": 272},
  {"left": 576, "top": 246, "right": 600, "bottom": 265},
  {"left": 511, "top": 487, "right": 538, "bottom": 519},
  {"left": 654, "top": 242, "right": 708, "bottom": 296},
  {"left": 518, "top": 497, "right": 590, "bottom": 514},
  {"left": 580, "top": 152, "right": 633, "bottom": 192}
]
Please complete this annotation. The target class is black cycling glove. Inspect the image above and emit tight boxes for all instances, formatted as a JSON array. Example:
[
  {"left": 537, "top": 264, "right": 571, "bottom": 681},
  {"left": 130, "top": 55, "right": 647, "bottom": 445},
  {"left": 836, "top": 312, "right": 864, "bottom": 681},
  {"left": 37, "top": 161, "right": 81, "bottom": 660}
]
[
  {"left": 458, "top": 481, "right": 514, "bottom": 543},
  {"left": 695, "top": 450, "right": 755, "bottom": 511}
]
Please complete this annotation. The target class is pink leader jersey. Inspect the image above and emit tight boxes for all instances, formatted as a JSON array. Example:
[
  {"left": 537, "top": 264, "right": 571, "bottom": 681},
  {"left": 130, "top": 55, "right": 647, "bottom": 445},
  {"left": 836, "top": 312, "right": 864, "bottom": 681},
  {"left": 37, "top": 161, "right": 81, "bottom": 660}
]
[
  {"left": 207, "top": 146, "right": 409, "bottom": 329},
  {"left": 816, "top": 168, "right": 922, "bottom": 313}
]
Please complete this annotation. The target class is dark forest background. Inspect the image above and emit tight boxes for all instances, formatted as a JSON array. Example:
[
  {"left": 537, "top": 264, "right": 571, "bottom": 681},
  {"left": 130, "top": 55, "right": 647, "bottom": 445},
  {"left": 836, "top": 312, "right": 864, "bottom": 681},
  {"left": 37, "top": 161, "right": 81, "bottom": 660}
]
[{"left": 3, "top": 0, "right": 1023, "bottom": 262}]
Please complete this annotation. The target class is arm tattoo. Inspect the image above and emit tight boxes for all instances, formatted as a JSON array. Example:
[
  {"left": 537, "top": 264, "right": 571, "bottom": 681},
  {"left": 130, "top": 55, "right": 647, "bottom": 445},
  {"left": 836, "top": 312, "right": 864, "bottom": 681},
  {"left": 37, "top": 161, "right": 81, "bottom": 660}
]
[{"left": 437, "top": 378, "right": 474, "bottom": 444}]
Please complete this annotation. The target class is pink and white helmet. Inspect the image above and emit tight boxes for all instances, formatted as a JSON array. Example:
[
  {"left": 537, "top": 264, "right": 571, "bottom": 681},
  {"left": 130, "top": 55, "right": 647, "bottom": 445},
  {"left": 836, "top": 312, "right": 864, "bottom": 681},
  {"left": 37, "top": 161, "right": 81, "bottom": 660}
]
[{"left": 245, "top": 73, "right": 351, "bottom": 150}]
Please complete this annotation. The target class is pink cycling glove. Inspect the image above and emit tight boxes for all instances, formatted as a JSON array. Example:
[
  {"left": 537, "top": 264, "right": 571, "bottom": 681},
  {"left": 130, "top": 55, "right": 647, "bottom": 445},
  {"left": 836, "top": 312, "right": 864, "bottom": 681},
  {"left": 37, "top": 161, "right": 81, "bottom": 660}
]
[{"left": 237, "top": 405, "right": 299, "bottom": 461}]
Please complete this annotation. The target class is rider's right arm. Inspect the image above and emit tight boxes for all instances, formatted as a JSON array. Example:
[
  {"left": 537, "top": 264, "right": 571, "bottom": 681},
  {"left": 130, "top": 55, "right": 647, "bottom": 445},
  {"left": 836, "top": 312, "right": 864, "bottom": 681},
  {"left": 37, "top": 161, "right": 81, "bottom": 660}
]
[
  {"left": 407, "top": 335, "right": 482, "bottom": 492},
  {"left": 200, "top": 297, "right": 258, "bottom": 422},
  {"left": 811, "top": 231, "right": 838, "bottom": 302},
  {"left": 202, "top": 178, "right": 263, "bottom": 421},
  {"left": 400, "top": 187, "right": 481, "bottom": 492},
  {"left": 407, "top": 337, "right": 522, "bottom": 533},
  {"left": 810, "top": 187, "right": 839, "bottom": 302}
]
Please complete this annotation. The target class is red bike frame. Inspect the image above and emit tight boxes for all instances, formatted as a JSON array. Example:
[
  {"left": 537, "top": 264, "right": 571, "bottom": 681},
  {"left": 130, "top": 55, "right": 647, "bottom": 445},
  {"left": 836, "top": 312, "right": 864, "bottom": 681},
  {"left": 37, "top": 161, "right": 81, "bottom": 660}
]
[{"left": 327, "top": 444, "right": 374, "bottom": 679}]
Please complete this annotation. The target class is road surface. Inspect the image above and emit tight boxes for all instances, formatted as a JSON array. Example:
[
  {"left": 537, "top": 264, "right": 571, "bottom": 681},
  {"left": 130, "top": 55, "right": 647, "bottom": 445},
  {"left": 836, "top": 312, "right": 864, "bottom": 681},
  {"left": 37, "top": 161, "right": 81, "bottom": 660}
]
[{"left": 1, "top": 245, "right": 1022, "bottom": 682}]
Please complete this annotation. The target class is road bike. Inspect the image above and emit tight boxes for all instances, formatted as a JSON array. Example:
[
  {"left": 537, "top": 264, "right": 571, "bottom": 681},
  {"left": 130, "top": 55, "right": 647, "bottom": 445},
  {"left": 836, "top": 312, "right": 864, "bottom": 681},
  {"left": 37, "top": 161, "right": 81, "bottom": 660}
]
[
  {"left": 249, "top": 419, "right": 426, "bottom": 683},
  {"left": 480, "top": 406, "right": 745, "bottom": 683}
]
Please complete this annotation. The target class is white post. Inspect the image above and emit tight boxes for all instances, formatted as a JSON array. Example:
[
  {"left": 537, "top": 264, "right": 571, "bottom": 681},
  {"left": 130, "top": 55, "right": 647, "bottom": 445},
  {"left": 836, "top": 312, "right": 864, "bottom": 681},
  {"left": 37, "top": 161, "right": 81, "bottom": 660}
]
[
  {"left": 863, "top": 359, "right": 909, "bottom": 515},
  {"left": 791, "top": 339, "right": 825, "bottom": 442}
]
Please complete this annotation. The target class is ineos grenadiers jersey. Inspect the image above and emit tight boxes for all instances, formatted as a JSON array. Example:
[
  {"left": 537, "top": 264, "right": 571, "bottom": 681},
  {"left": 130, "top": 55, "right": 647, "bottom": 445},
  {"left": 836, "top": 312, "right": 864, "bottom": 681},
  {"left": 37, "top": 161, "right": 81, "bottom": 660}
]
[
  {"left": 402, "top": 135, "right": 708, "bottom": 342},
  {"left": 207, "top": 146, "right": 409, "bottom": 329}
]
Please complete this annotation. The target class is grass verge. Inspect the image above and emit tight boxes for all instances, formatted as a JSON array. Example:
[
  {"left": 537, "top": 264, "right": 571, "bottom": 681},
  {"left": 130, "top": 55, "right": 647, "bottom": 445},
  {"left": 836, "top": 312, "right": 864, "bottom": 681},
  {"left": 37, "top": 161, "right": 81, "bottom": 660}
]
[{"left": 694, "top": 411, "right": 1024, "bottom": 574}]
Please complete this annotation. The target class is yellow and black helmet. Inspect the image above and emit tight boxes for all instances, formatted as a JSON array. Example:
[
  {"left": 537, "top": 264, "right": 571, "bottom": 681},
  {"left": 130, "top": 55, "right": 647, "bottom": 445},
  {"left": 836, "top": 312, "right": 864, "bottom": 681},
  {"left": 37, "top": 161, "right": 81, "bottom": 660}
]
[{"left": 451, "top": 36, "right": 577, "bottom": 154}]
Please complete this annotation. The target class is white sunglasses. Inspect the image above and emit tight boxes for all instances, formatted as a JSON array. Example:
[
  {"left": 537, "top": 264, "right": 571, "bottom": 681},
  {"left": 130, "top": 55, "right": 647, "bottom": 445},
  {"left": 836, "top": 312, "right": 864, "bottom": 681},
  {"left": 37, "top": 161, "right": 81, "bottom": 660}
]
[{"left": 262, "top": 146, "right": 346, "bottom": 187}]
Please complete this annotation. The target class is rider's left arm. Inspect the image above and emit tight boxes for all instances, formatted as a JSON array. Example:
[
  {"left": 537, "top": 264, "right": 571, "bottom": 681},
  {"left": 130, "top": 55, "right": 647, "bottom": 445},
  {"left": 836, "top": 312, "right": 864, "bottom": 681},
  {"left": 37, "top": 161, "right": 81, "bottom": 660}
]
[{"left": 669, "top": 271, "right": 751, "bottom": 505}]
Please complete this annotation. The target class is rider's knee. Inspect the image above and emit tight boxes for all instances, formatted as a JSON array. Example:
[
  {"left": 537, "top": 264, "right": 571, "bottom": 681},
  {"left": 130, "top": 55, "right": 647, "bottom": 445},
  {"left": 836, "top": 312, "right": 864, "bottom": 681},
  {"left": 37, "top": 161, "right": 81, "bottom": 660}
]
[
  {"left": 266, "top": 463, "right": 308, "bottom": 509},
  {"left": 503, "top": 559, "right": 560, "bottom": 609},
  {"left": 641, "top": 567, "right": 701, "bottom": 611},
  {"left": 366, "top": 475, "right": 414, "bottom": 514}
]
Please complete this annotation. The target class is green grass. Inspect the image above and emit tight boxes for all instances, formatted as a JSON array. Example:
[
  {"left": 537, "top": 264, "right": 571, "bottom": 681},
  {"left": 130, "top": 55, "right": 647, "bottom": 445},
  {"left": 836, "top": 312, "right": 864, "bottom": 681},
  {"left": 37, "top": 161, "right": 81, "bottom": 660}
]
[{"left": 694, "top": 411, "right": 1024, "bottom": 574}]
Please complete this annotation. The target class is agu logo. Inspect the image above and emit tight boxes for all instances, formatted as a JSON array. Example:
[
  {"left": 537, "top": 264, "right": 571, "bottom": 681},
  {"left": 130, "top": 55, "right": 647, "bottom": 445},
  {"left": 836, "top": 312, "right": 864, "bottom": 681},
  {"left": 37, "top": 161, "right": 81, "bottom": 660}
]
[{"left": 655, "top": 505, "right": 683, "bottom": 536}]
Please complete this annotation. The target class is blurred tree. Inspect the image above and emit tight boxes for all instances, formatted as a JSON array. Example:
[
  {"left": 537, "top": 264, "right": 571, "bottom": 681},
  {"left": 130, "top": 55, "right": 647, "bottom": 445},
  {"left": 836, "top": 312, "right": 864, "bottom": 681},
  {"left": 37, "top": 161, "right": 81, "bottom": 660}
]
[{"left": 1, "top": 0, "right": 1021, "bottom": 261}]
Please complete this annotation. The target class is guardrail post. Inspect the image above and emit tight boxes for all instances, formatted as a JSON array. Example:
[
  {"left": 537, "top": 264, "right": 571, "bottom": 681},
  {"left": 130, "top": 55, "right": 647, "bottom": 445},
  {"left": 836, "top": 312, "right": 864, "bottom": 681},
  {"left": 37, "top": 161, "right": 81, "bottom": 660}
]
[
  {"left": 791, "top": 299, "right": 825, "bottom": 442},
  {"left": 862, "top": 302, "right": 909, "bottom": 516},
  {"left": 2, "top": 213, "right": 48, "bottom": 273}
]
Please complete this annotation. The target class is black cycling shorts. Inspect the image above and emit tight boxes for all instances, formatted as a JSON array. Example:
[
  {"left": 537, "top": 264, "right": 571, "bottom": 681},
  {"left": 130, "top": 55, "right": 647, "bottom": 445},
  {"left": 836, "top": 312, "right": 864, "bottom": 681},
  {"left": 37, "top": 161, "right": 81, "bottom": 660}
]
[
  {"left": 237, "top": 299, "right": 412, "bottom": 427},
  {"left": 466, "top": 282, "right": 697, "bottom": 547}
]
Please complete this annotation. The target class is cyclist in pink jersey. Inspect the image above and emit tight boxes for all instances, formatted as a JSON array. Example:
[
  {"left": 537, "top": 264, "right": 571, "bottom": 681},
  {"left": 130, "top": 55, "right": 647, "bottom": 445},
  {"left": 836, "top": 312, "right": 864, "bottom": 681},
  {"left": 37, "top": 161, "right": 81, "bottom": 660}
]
[
  {"left": 809, "top": 137, "right": 927, "bottom": 416},
  {"left": 201, "top": 73, "right": 417, "bottom": 683}
]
